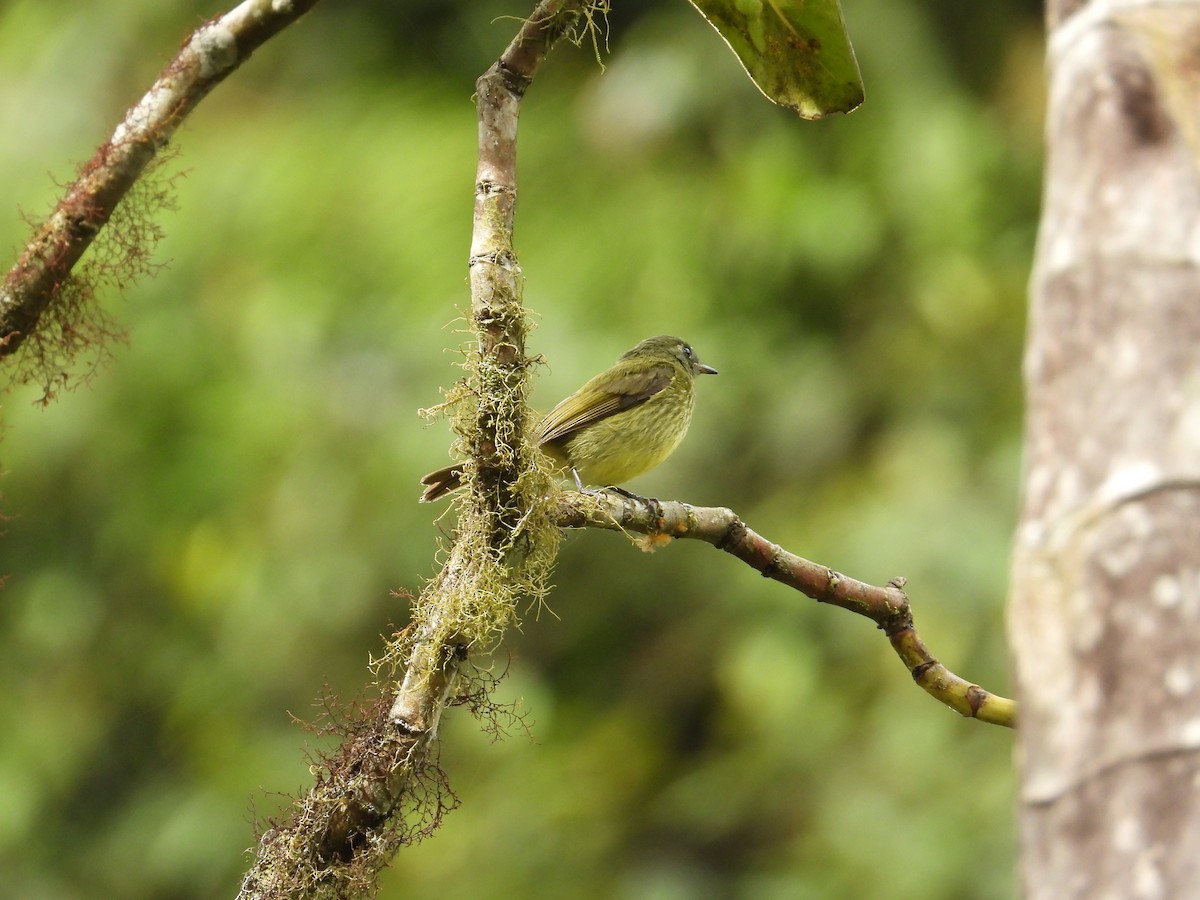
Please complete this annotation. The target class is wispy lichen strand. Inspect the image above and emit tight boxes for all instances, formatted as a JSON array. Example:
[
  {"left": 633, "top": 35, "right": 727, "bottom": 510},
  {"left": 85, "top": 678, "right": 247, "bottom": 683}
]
[
  {"left": 239, "top": 3, "right": 591, "bottom": 897},
  {"left": 0, "top": 0, "right": 321, "bottom": 397}
]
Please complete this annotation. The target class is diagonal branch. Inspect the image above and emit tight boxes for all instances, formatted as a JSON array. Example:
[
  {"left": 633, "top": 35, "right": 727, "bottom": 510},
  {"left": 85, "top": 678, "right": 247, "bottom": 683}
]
[
  {"left": 555, "top": 490, "right": 1016, "bottom": 729},
  {"left": 0, "top": 0, "right": 320, "bottom": 385}
]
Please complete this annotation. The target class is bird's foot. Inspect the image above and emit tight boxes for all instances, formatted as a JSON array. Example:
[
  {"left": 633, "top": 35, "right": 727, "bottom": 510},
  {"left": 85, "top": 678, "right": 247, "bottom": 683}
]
[{"left": 602, "top": 485, "right": 646, "bottom": 501}]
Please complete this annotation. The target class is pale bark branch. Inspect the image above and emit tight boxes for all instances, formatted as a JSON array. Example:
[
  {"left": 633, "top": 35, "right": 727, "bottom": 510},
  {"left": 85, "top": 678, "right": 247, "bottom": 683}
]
[
  {"left": 387, "top": 0, "right": 588, "bottom": 752},
  {"left": 556, "top": 490, "right": 1016, "bottom": 728},
  {"left": 238, "top": 3, "right": 590, "bottom": 896},
  {"left": 0, "top": 0, "right": 320, "bottom": 379}
]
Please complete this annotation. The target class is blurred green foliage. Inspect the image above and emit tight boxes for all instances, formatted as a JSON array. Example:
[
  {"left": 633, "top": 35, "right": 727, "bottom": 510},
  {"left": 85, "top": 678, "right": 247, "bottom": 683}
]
[{"left": 0, "top": 0, "right": 1041, "bottom": 897}]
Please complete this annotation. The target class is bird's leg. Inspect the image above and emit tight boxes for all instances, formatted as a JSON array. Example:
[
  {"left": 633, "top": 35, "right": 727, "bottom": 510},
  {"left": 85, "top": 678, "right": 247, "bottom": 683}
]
[
  {"left": 602, "top": 485, "right": 664, "bottom": 523},
  {"left": 574, "top": 470, "right": 637, "bottom": 503},
  {"left": 572, "top": 470, "right": 654, "bottom": 510},
  {"left": 606, "top": 485, "right": 661, "bottom": 518}
]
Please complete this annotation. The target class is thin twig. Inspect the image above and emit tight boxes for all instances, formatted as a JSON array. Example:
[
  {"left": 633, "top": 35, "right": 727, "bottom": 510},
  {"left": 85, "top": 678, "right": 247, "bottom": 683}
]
[{"left": 555, "top": 490, "right": 1016, "bottom": 728}]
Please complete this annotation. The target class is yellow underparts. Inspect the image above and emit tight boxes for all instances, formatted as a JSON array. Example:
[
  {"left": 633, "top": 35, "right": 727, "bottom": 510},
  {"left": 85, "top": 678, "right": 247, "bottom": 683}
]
[{"left": 543, "top": 384, "right": 695, "bottom": 487}]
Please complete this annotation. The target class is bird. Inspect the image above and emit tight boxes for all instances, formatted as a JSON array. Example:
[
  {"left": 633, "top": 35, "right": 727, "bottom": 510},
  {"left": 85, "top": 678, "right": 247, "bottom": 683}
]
[{"left": 420, "top": 335, "right": 717, "bottom": 502}]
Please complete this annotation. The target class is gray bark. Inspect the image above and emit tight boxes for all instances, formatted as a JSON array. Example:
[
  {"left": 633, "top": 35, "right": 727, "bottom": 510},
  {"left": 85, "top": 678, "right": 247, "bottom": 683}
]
[{"left": 1011, "top": 2, "right": 1200, "bottom": 896}]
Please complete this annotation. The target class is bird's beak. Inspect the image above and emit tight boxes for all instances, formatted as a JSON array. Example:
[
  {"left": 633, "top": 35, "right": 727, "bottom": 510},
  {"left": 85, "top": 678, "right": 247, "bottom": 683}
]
[{"left": 697, "top": 363, "right": 718, "bottom": 375}]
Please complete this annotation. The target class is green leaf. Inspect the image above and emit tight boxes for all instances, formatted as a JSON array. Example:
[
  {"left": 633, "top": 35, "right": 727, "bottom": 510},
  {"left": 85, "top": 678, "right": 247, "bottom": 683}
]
[{"left": 688, "top": 0, "right": 864, "bottom": 119}]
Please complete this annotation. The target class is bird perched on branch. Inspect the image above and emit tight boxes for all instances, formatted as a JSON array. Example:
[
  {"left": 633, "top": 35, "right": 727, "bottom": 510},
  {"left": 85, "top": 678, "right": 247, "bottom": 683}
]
[{"left": 420, "top": 335, "right": 717, "bottom": 502}]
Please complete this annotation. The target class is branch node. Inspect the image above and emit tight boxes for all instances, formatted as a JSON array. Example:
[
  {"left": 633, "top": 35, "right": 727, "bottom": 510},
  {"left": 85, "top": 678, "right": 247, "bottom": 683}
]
[
  {"left": 965, "top": 684, "right": 988, "bottom": 716},
  {"left": 879, "top": 609, "right": 913, "bottom": 637},
  {"left": 910, "top": 660, "right": 938, "bottom": 682},
  {"left": 476, "top": 180, "right": 515, "bottom": 199},
  {"left": 760, "top": 547, "right": 784, "bottom": 579},
  {"left": 468, "top": 249, "right": 517, "bottom": 269},
  {"left": 492, "top": 59, "right": 533, "bottom": 97},
  {"left": 714, "top": 516, "right": 745, "bottom": 551}
]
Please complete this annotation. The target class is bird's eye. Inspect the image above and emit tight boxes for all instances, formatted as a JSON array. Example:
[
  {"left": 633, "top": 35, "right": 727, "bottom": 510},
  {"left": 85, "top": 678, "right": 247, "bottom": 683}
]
[{"left": 682, "top": 344, "right": 693, "bottom": 358}]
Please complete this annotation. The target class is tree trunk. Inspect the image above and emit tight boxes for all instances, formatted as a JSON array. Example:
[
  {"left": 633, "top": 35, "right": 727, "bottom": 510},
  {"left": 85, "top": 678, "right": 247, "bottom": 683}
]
[{"left": 1011, "top": 2, "right": 1200, "bottom": 896}]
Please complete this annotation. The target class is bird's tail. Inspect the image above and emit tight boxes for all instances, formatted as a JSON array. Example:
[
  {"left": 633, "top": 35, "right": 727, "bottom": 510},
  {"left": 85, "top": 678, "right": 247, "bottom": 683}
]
[{"left": 419, "top": 464, "right": 463, "bottom": 502}]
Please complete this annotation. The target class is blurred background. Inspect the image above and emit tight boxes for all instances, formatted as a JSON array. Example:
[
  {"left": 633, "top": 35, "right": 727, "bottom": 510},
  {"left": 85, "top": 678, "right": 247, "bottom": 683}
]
[{"left": 0, "top": 1, "right": 1042, "bottom": 897}]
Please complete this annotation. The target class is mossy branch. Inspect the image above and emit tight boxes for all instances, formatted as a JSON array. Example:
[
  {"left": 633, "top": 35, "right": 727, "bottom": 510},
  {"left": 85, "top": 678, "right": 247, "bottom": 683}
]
[
  {"left": 238, "top": 2, "right": 592, "bottom": 897},
  {"left": 385, "top": 0, "right": 593, "bottom": 756},
  {"left": 0, "top": 0, "right": 320, "bottom": 398},
  {"left": 555, "top": 490, "right": 1016, "bottom": 729}
]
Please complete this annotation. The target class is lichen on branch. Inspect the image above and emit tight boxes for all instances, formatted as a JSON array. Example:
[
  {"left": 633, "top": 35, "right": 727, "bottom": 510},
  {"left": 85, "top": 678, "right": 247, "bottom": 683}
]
[
  {"left": 239, "top": 2, "right": 595, "bottom": 896},
  {"left": 0, "top": 0, "right": 321, "bottom": 399}
]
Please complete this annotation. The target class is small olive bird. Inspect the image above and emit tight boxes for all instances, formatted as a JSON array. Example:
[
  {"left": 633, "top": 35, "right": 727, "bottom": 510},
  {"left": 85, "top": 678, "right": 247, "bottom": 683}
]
[{"left": 420, "top": 335, "right": 717, "bottom": 502}]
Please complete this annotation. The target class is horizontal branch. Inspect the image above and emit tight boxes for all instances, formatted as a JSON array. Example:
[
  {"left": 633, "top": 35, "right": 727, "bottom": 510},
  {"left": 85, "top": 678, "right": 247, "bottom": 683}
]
[{"left": 555, "top": 491, "right": 1016, "bottom": 729}]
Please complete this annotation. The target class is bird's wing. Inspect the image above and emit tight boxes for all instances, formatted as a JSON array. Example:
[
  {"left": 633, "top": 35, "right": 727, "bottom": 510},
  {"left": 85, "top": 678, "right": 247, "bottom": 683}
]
[{"left": 535, "top": 364, "right": 675, "bottom": 445}]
